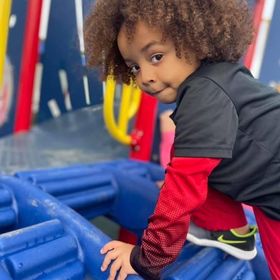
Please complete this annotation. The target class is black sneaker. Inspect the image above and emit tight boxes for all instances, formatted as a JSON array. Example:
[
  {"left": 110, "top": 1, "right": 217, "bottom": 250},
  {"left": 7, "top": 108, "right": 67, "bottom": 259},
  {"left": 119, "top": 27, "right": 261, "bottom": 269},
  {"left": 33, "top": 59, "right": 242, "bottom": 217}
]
[{"left": 186, "top": 222, "right": 258, "bottom": 260}]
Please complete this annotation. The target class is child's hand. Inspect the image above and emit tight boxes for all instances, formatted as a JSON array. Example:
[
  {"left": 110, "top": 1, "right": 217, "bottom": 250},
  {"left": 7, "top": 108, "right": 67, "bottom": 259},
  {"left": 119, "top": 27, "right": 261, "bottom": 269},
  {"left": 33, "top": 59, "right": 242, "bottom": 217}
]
[{"left": 100, "top": 241, "right": 137, "bottom": 280}]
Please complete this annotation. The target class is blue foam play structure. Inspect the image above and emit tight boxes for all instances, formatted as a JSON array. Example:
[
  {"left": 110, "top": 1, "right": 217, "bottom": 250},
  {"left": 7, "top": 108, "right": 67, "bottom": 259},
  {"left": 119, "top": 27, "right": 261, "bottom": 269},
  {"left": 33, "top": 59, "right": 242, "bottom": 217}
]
[
  {"left": 0, "top": 160, "right": 271, "bottom": 279},
  {"left": 0, "top": 175, "right": 142, "bottom": 279},
  {"left": 15, "top": 160, "right": 163, "bottom": 236}
]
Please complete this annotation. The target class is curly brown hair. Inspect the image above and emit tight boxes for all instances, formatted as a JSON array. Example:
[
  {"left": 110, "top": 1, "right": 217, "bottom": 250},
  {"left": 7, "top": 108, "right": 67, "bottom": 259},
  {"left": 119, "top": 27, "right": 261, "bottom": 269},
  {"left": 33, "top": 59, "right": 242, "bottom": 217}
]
[{"left": 84, "top": 0, "right": 253, "bottom": 83}]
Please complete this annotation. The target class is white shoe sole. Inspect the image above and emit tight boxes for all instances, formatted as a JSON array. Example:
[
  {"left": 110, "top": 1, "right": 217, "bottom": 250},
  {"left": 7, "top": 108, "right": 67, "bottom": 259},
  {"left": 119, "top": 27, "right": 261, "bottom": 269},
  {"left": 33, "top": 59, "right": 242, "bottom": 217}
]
[{"left": 187, "top": 233, "right": 257, "bottom": 260}]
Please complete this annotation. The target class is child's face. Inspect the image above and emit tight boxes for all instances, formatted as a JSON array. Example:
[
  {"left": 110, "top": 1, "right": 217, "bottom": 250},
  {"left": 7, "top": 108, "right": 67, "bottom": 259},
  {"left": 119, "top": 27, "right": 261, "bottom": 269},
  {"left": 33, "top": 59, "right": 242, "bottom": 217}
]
[{"left": 117, "top": 21, "right": 200, "bottom": 103}]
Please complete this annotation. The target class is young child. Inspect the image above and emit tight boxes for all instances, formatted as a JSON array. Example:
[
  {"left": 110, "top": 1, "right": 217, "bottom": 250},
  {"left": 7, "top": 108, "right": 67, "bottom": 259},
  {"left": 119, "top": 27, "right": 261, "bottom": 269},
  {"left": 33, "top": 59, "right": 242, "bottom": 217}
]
[{"left": 84, "top": 1, "right": 280, "bottom": 279}]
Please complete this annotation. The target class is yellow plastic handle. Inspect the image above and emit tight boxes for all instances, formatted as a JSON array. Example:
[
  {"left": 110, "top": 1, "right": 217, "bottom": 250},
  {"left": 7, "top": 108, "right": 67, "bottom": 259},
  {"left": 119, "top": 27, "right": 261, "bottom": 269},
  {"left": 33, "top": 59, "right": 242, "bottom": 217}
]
[
  {"left": 0, "top": 0, "right": 12, "bottom": 88},
  {"left": 103, "top": 76, "right": 141, "bottom": 145},
  {"left": 128, "top": 85, "right": 141, "bottom": 119},
  {"left": 118, "top": 83, "right": 141, "bottom": 131}
]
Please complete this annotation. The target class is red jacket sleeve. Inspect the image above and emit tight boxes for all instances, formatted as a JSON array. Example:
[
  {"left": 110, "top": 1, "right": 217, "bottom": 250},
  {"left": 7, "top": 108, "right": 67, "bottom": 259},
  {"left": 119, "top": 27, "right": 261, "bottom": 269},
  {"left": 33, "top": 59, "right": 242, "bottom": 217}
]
[{"left": 130, "top": 157, "right": 221, "bottom": 279}]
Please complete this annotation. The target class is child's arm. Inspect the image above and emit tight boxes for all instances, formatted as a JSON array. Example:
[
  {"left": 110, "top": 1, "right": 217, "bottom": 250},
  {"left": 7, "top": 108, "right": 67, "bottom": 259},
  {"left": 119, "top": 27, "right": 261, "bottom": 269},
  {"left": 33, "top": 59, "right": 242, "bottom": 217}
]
[
  {"left": 100, "top": 157, "right": 220, "bottom": 280},
  {"left": 130, "top": 157, "right": 221, "bottom": 279}
]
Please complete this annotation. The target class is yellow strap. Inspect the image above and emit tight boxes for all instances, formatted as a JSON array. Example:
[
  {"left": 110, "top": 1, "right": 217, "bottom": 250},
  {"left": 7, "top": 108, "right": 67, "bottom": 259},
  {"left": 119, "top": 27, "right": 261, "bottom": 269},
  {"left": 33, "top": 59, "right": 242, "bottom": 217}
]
[
  {"left": 0, "top": 0, "right": 12, "bottom": 88},
  {"left": 118, "top": 83, "right": 132, "bottom": 132},
  {"left": 103, "top": 76, "right": 141, "bottom": 145},
  {"left": 128, "top": 85, "right": 141, "bottom": 119},
  {"left": 103, "top": 77, "right": 131, "bottom": 145}
]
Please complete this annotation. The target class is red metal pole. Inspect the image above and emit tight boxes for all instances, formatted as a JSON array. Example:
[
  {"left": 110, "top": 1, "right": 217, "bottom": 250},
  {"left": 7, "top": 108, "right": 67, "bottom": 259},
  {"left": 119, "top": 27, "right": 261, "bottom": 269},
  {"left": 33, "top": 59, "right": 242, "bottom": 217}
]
[
  {"left": 244, "top": 0, "right": 265, "bottom": 69},
  {"left": 14, "top": 0, "right": 43, "bottom": 133},
  {"left": 129, "top": 93, "right": 158, "bottom": 160}
]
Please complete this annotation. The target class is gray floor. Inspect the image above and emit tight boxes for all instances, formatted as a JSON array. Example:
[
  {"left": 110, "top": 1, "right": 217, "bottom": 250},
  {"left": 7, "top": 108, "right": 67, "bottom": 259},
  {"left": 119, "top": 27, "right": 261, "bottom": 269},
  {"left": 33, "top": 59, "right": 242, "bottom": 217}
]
[{"left": 0, "top": 105, "right": 129, "bottom": 174}]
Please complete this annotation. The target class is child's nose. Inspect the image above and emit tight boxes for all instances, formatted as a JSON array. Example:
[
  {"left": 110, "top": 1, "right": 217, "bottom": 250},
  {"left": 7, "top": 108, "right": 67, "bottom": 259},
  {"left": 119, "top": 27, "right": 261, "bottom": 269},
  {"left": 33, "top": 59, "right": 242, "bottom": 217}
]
[{"left": 140, "top": 66, "right": 156, "bottom": 87}]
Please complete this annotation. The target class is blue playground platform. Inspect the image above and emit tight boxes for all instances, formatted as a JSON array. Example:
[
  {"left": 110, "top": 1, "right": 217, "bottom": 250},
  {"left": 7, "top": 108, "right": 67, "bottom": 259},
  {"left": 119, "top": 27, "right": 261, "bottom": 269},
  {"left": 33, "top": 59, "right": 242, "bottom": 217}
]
[{"left": 0, "top": 158, "right": 271, "bottom": 279}]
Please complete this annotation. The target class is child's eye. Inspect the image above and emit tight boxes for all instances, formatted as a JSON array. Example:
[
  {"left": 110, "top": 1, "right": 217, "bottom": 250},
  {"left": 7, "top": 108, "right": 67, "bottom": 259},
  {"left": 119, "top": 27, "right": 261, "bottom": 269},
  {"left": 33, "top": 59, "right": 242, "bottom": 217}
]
[
  {"left": 151, "top": 54, "right": 163, "bottom": 64},
  {"left": 129, "top": 64, "right": 140, "bottom": 75}
]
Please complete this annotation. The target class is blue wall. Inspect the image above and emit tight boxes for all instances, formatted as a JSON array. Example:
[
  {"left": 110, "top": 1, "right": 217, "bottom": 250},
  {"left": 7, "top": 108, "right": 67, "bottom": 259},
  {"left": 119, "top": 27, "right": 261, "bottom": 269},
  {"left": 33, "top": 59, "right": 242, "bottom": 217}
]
[
  {"left": 37, "top": 0, "right": 103, "bottom": 123},
  {"left": 258, "top": 1, "right": 280, "bottom": 88}
]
